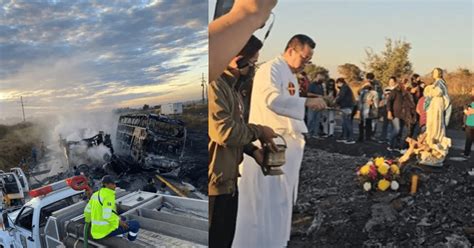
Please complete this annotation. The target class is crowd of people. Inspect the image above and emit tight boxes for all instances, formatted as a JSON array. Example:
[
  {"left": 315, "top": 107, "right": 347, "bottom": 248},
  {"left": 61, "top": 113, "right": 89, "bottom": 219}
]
[
  {"left": 297, "top": 71, "right": 449, "bottom": 154},
  {"left": 208, "top": 1, "right": 472, "bottom": 247}
]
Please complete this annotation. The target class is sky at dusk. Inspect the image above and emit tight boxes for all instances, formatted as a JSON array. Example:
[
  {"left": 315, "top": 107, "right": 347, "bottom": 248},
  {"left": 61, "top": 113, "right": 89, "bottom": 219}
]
[{"left": 0, "top": 0, "right": 208, "bottom": 121}]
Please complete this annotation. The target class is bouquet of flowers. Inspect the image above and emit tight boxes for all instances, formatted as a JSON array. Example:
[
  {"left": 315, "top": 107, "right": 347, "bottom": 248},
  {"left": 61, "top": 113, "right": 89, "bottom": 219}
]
[{"left": 356, "top": 157, "right": 401, "bottom": 192}]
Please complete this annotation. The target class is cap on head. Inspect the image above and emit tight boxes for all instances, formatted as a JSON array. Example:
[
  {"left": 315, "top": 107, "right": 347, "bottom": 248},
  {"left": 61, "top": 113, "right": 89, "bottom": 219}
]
[{"left": 101, "top": 175, "right": 117, "bottom": 185}]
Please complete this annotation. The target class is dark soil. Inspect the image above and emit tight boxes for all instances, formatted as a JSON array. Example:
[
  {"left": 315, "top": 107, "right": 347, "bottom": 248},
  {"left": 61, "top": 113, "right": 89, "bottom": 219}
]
[
  {"left": 179, "top": 103, "right": 208, "bottom": 194},
  {"left": 289, "top": 136, "right": 473, "bottom": 248},
  {"left": 180, "top": 129, "right": 208, "bottom": 194}
]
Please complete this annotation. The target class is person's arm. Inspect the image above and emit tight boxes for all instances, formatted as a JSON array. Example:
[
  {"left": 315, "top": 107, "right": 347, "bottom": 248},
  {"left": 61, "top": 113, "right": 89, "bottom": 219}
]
[
  {"left": 386, "top": 91, "right": 395, "bottom": 119},
  {"left": 243, "top": 143, "right": 259, "bottom": 156},
  {"left": 103, "top": 195, "right": 119, "bottom": 228},
  {"left": 209, "top": 0, "right": 277, "bottom": 82},
  {"left": 84, "top": 200, "right": 92, "bottom": 223},
  {"left": 368, "top": 91, "right": 379, "bottom": 108},
  {"left": 416, "top": 98, "right": 424, "bottom": 115},
  {"left": 415, "top": 86, "right": 422, "bottom": 99},
  {"left": 307, "top": 92, "right": 323, "bottom": 97},
  {"left": 208, "top": 80, "right": 262, "bottom": 147},
  {"left": 465, "top": 106, "right": 474, "bottom": 115},
  {"left": 335, "top": 86, "right": 347, "bottom": 105},
  {"left": 387, "top": 91, "right": 395, "bottom": 113}
]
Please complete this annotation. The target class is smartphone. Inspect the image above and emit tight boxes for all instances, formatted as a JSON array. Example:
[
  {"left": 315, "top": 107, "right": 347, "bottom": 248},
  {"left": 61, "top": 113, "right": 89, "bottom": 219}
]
[
  {"left": 236, "top": 57, "right": 249, "bottom": 69},
  {"left": 214, "top": 0, "right": 234, "bottom": 20}
]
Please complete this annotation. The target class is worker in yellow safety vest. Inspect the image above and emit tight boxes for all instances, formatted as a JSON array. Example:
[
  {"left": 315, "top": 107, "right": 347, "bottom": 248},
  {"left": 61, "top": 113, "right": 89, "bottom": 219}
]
[{"left": 84, "top": 175, "right": 140, "bottom": 241}]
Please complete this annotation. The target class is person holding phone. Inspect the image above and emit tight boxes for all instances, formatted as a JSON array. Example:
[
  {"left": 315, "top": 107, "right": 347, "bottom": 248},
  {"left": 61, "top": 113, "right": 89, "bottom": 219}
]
[{"left": 208, "top": 35, "right": 278, "bottom": 248}]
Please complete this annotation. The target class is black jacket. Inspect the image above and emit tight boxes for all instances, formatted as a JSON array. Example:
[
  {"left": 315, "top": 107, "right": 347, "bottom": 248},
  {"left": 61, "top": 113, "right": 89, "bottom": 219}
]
[
  {"left": 335, "top": 84, "right": 354, "bottom": 109},
  {"left": 387, "top": 86, "right": 416, "bottom": 124}
]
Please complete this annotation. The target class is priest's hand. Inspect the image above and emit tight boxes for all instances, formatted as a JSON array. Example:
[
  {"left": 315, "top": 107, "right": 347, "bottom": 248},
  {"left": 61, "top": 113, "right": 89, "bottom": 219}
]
[
  {"left": 305, "top": 97, "right": 327, "bottom": 111},
  {"left": 259, "top": 126, "right": 278, "bottom": 152},
  {"left": 252, "top": 148, "right": 264, "bottom": 166}
]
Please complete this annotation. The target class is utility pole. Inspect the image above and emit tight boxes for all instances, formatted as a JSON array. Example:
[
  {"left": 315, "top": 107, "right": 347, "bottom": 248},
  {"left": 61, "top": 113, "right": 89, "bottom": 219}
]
[
  {"left": 20, "top": 96, "right": 26, "bottom": 122},
  {"left": 201, "top": 73, "right": 206, "bottom": 104}
]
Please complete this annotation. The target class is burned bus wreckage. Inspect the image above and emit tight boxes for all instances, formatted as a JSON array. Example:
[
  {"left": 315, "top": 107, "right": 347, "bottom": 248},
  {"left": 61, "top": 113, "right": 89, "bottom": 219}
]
[
  {"left": 115, "top": 113, "right": 186, "bottom": 172},
  {"left": 60, "top": 113, "right": 186, "bottom": 175}
]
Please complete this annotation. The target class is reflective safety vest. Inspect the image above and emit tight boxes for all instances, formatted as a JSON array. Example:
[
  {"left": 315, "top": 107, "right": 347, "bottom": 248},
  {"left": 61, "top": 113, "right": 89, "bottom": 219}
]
[{"left": 84, "top": 187, "right": 119, "bottom": 239}]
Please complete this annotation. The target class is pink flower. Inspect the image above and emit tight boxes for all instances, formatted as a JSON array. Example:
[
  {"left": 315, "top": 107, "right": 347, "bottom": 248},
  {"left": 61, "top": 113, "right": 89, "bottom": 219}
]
[{"left": 369, "top": 165, "right": 377, "bottom": 180}]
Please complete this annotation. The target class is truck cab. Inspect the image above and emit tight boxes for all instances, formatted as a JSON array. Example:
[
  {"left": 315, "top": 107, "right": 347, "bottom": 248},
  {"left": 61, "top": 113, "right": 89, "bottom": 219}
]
[{"left": 1, "top": 187, "right": 84, "bottom": 248}]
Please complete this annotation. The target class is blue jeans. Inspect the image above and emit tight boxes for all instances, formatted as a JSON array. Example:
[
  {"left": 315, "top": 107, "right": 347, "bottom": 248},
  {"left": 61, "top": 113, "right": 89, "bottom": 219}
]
[
  {"left": 341, "top": 108, "right": 353, "bottom": 140},
  {"left": 108, "top": 220, "right": 140, "bottom": 241},
  {"left": 380, "top": 115, "right": 393, "bottom": 141},
  {"left": 390, "top": 118, "right": 405, "bottom": 149},
  {"left": 306, "top": 110, "right": 321, "bottom": 136}
]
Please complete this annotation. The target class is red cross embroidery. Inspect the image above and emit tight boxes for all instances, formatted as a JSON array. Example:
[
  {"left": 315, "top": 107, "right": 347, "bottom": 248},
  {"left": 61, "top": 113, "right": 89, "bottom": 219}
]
[{"left": 288, "top": 82, "right": 296, "bottom": 96}]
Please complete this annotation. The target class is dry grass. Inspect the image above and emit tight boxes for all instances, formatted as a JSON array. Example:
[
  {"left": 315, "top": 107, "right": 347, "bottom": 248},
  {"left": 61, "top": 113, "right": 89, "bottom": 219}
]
[
  {"left": 180, "top": 103, "right": 207, "bottom": 130},
  {"left": 0, "top": 122, "right": 44, "bottom": 171}
]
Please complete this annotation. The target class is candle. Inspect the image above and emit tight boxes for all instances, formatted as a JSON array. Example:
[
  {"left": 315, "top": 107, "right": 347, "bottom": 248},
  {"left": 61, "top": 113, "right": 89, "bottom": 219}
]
[{"left": 410, "top": 174, "right": 419, "bottom": 195}]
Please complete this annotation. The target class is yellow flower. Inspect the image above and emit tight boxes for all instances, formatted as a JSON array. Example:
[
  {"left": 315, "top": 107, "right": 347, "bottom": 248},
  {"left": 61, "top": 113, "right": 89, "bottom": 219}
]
[
  {"left": 377, "top": 164, "right": 389, "bottom": 176},
  {"left": 359, "top": 164, "right": 371, "bottom": 175},
  {"left": 378, "top": 179, "right": 390, "bottom": 191},
  {"left": 391, "top": 164, "right": 400, "bottom": 175},
  {"left": 374, "top": 157, "right": 385, "bottom": 167}
]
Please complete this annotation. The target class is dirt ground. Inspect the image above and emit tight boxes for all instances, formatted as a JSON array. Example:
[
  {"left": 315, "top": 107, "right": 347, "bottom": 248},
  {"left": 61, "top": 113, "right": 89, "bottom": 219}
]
[
  {"left": 179, "top": 104, "right": 208, "bottom": 194},
  {"left": 288, "top": 137, "right": 473, "bottom": 248},
  {"left": 179, "top": 128, "right": 208, "bottom": 194}
]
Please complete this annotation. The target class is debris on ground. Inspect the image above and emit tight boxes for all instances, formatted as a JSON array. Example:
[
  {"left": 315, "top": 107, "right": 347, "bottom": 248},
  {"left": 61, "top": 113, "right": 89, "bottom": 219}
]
[{"left": 289, "top": 138, "right": 473, "bottom": 247}]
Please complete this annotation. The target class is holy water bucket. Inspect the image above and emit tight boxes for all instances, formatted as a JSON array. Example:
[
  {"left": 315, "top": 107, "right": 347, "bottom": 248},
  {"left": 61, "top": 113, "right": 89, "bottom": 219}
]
[{"left": 262, "top": 134, "right": 287, "bottom": 176}]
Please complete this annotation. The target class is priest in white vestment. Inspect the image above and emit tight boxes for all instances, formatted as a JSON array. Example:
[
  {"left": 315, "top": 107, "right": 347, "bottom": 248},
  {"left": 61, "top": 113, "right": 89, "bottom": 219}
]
[{"left": 233, "top": 34, "right": 327, "bottom": 248}]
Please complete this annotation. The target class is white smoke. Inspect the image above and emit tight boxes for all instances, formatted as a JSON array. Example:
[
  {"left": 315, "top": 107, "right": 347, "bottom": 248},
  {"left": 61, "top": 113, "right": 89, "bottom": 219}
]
[
  {"left": 33, "top": 110, "right": 120, "bottom": 176},
  {"left": 68, "top": 142, "right": 111, "bottom": 167}
]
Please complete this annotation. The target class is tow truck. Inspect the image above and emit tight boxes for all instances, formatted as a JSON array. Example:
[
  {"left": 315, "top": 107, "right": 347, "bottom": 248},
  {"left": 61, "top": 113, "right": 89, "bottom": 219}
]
[{"left": 0, "top": 175, "right": 208, "bottom": 247}]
